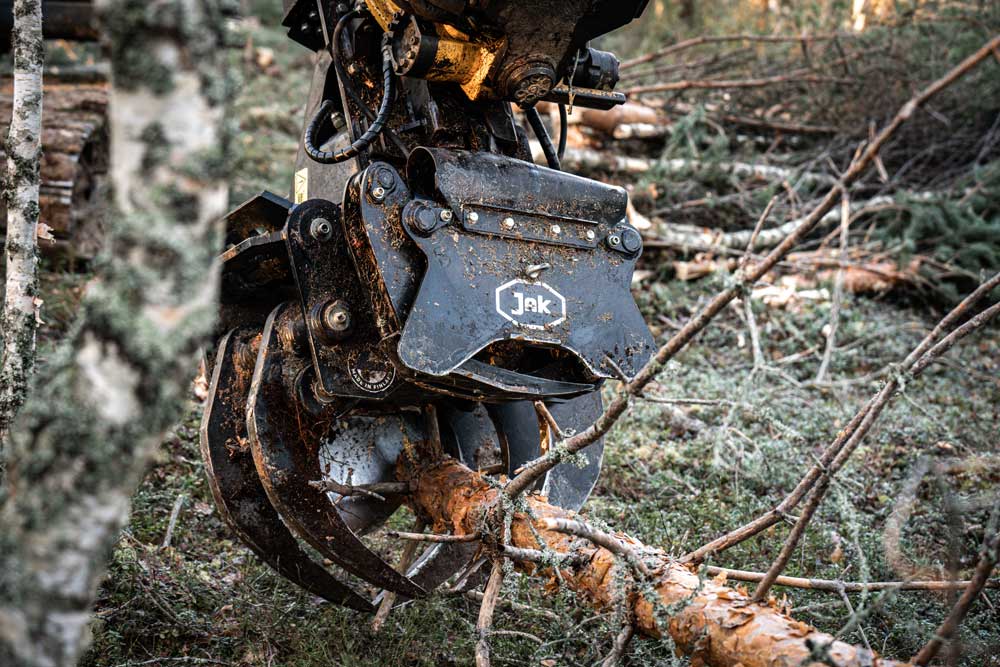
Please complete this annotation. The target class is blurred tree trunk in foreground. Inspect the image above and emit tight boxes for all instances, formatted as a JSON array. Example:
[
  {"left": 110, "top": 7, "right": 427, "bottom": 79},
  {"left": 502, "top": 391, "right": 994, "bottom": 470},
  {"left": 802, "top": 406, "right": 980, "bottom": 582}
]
[{"left": 0, "top": 0, "right": 231, "bottom": 665}]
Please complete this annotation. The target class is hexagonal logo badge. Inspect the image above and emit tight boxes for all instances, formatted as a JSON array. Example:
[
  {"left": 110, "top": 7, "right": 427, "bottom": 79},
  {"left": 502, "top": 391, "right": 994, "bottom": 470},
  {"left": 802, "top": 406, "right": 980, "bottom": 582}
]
[{"left": 495, "top": 279, "right": 567, "bottom": 330}]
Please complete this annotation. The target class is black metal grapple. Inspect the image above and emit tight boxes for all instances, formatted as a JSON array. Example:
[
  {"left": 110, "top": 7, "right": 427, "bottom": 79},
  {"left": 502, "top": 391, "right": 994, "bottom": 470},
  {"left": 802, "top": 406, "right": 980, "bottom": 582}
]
[{"left": 202, "top": 0, "right": 653, "bottom": 611}]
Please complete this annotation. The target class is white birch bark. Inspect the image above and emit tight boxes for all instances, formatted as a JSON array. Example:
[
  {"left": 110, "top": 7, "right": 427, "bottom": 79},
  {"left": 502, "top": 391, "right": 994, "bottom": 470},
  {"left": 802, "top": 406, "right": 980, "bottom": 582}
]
[
  {"left": 0, "top": 0, "right": 231, "bottom": 665},
  {"left": 0, "top": 0, "right": 44, "bottom": 444}
]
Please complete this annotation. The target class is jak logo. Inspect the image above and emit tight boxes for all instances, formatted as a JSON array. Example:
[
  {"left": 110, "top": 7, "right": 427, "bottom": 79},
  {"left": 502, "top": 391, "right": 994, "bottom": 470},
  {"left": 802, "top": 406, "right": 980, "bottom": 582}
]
[{"left": 495, "top": 279, "right": 567, "bottom": 330}]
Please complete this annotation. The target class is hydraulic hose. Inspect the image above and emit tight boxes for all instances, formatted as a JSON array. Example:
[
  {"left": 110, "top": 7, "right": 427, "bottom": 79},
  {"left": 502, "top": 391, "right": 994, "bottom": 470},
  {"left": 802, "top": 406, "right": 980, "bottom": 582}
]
[
  {"left": 525, "top": 106, "right": 561, "bottom": 171},
  {"left": 304, "top": 29, "right": 396, "bottom": 164}
]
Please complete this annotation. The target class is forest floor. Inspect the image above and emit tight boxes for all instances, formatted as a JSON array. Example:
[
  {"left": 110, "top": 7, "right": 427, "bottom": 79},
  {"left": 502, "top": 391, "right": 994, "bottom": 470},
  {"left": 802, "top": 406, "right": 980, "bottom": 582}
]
[{"left": 17, "top": 7, "right": 996, "bottom": 667}]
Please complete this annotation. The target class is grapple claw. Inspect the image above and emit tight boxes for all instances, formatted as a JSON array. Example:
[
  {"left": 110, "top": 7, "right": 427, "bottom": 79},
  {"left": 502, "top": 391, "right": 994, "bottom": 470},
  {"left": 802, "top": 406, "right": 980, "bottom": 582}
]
[
  {"left": 200, "top": 329, "right": 373, "bottom": 612},
  {"left": 246, "top": 305, "right": 427, "bottom": 600}
]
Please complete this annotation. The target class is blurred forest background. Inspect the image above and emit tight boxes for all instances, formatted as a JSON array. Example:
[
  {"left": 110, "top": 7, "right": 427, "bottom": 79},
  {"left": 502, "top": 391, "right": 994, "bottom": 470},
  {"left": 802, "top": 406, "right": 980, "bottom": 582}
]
[{"left": 2, "top": 0, "right": 997, "bottom": 665}]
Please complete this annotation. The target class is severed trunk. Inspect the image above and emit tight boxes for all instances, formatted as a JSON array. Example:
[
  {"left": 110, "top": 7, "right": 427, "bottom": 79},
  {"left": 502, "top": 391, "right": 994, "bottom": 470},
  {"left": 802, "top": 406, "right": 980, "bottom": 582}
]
[
  {"left": 0, "top": 0, "right": 44, "bottom": 444},
  {"left": 403, "top": 458, "right": 911, "bottom": 667}
]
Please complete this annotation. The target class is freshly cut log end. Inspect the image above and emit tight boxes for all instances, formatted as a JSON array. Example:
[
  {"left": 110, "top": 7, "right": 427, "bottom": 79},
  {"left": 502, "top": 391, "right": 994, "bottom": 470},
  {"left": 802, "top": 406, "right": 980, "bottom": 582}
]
[
  {"left": 404, "top": 458, "right": 912, "bottom": 667},
  {"left": 0, "top": 73, "right": 109, "bottom": 260}
]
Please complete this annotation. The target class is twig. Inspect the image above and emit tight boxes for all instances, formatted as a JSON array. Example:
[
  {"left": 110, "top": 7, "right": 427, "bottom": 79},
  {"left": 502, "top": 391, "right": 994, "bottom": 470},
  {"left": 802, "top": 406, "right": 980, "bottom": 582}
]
[
  {"left": 912, "top": 509, "right": 1000, "bottom": 666},
  {"left": 839, "top": 584, "right": 872, "bottom": 653},
  {"left": 502, "top": 545, "right": 588, "bottom": 567},
  {"left": 373, "top": 519, "right": 426, "bottom": 633},
  {"left": 456, "top": 590, "right": 561, "bottom": 622},
  {"left": 814, "top": 194, "right": 850, "bottom": 384},
  {"left": 387, "top": 530, "right": 480, "bottom": 543},
  {"left": 161, "top": 494, "right": 187, "bottom": 549},
  {"left": 488, "top": 629, "right": 543, "bottom": 644},
  {"left": 309, "top": 479, "right": 410, "bottom": 501},
  {"left": 504, "top": 37, "right": 1000, "bottom": 504},
  {"left": 476, "top": 559, "right": 505, "bottom": 667},
  {"left": 626, "top": 73, "right": 853, "bottom": 96},
  {"left": 621, "top": 32, "right": 850, "bottom": 69},
  {"left": 752, "top": 296, "right": 1000, "bottom": 601},
  {"left": 684, "top": 269, "right": 1000, "bottom": 564},
  {"left": 704, "top": 566, "right": 1000, "bottom": 592},
  {"left": 599, "top": 621, "right": 635, "bottom": 667},
  {"left": 540, "top": 518, "right": 650, "bottom": 578},
  {"left": 534, "top": 401, "right": 567, "bottom": 440}
]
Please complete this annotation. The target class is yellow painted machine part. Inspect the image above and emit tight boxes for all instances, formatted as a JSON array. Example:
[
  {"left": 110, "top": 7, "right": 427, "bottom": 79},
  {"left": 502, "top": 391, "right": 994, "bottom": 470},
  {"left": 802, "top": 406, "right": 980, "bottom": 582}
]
[{"left": 364, "top": 0, "right": 503, "bottom": 101}]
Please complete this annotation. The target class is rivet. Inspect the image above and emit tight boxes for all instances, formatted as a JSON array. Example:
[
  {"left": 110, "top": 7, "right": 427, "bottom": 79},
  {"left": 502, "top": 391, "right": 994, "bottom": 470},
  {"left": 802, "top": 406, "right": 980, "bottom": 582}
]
[
  {"left": 503, "top": 217, "right": 515, "bottom": 229},
  {"left": 585, "top": 230, "right": 596, "bottom": 241},
  {"left": 551, "top": 224, "right": 561, "bottom": 235},
  {"left": 467, "top": 211, "right": 479, "bottom": 224}
]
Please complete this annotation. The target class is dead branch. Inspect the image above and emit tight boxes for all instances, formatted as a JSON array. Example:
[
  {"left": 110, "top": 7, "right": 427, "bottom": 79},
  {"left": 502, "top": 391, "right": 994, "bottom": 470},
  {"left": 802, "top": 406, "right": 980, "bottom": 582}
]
[
  {"left": 621, "top": 33, "right": 850, "bottom": 70},
  {"left": 475, "top": 559, "right": 505, "bottom": 667},
  {"left": 309, "top": 479, "right": 410, "bottom": 502},
  {"left": 387, "top": 529, "right": 480, "bottom": 543},
  {"left": 454, "top": 590, "right": 561, "bottom": 622},
  {"left": 704, "top": 567, "right": 1000, "bottom": 593},
  {"left": 372, "top": 518, "right": 425, "bottom": 632},
  {"left": 599, "top": 621, "right": 635, "bottom": 667},
  {"left": 404, "top": 459, "right": 910, "bottom": 667},
  {"left": 647, "top": 194, "right": 925, "bottom": 253},
  {"left": 0, "top": 0, "right": 44, "bottom": 444},
  {"left": 504, "top": 36, "right": 1000, "bottom": 503},
  {"left": 540, "top": 517, "right": 651, "bottom": 578},
  {"left": 751, "top": 294, "right": 1000, "bottom": 601},
  {"left": 685, "top": 271, "right": 1000, "bottom": 565},
  {"left": 626, "top": 73, "right": 854, "bottom": 96},
  {"left": 911, "top": 511, "right": 1000, "bottom": 666},
  {"left": 814, "top": 195, "right": 850, "bottom": 384}
]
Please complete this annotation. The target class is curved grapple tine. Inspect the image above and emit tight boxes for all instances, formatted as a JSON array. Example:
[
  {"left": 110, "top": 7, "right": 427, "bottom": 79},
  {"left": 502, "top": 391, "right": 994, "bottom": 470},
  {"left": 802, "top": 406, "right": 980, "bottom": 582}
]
[
  {"left": 246, "top": 305, "right": 427, "bottom": 600},
  {"left": 200, "top": 330, "right": 373, "bottom": 612}
]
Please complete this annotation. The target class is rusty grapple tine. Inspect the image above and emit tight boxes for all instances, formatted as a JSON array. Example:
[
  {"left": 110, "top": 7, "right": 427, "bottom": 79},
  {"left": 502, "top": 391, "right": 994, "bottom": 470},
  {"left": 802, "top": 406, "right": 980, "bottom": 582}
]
[
  {"left": 246, "top": 304, "right": 427, "bottom": 600},
  {"left": 200, "top": 329, "right": 373, "bottom": 612}
]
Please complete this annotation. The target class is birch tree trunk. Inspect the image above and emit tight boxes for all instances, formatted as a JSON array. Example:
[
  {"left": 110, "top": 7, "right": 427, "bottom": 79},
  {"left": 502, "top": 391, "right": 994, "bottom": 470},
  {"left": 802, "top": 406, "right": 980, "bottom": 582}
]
[
  {"left": 0, "top": 1, "right": 231, "bottom": 665},
  {"left": 0, "top": 0, "right": 44, "bottom": 446}
]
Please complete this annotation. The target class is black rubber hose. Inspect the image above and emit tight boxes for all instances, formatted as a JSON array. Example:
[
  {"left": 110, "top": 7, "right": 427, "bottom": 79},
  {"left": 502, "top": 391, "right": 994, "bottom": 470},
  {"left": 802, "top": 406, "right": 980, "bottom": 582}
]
[
  {"left": 329, "top": 9, "right": 409, "bottom": 156},
  {"left": 525, "top": 106, "right": 561, "bottom": 171},
  {"left": 304, "top": 30, "right": 396, "bottom": 163},
  {"left": 557, "top": 103, "right": 568, "bottom": 160}
]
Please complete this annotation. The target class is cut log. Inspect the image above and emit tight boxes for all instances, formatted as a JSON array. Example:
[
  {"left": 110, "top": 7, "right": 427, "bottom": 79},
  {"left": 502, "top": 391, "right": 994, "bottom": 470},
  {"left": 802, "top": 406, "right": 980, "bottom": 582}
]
[
  {"left": 0, "top": 73, "right": 109, "bottom": 258},
  {"left": 403, "top": 458, "right": 911, "bottom": 667}
]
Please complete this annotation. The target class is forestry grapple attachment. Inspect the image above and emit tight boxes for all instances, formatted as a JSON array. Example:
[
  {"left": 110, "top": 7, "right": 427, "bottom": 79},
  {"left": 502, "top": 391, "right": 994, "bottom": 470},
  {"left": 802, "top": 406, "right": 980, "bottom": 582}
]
[{"left": 202, "top": 0, "right": 653, "bottom": 610}]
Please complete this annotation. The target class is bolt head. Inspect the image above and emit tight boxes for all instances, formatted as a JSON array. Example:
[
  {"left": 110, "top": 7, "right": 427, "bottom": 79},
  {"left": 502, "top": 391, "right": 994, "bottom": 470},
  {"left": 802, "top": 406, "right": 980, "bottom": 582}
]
[
  {"left": 467, "top": 211, "right": 479, "bottom": 224},
  {"left": 585, "top": 229, "right": 596, "bottom": 241},
  {"left": 310, "top": 218, "right": 333, "bottom": 241},
  {"left": 440, "top": 209, "right": 454, "bottom": 222},
  {"left": 608, "top": 234, "right": 621, "bottom": 247},
  {"left": 503, "top": 217, "right": 515, "bottom": 229},
  {"left": 322, "top": 302, "right": 352, "bottom": 334},
  {"left": 371, "top": 186, "right": 386, "bottom": 201}
]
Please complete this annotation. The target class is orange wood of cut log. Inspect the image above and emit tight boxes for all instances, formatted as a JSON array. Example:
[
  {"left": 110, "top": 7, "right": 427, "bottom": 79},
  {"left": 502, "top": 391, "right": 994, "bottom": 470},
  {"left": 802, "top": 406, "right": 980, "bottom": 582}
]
[{"left": 403, "top": 458, "right": 911, "bottom": 667}]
